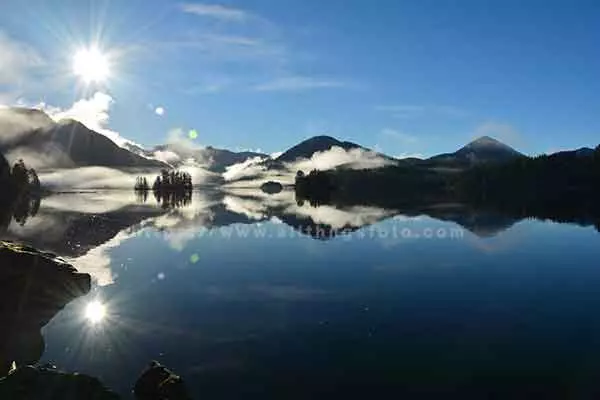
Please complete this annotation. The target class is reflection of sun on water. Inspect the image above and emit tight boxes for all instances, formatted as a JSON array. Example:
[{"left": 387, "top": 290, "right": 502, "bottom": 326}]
[{"left": 85, "top": 300, "right": 107, "bottom": 324}]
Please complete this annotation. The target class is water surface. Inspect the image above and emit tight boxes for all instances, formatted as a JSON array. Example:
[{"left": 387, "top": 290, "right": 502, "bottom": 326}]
[{"left": 3, "top": 189, "right": 600, "bottom": 398}]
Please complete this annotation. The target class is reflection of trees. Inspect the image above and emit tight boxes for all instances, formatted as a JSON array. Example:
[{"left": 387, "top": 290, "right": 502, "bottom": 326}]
[
  {"left": 135, "top": 187, "right": 192, "bottom": 209},
  {"left": 136, "top": 190, "right": 149, "bottom": 204},
  {"left": 154, "top": 190, "right": 192, "bottom": 210},
  {"left": 12, "top": 193, "right": 41, "bottom": 226},
  {"left": 295, "top": 169, "right": 332, "bottom": 207},
  {"left": 0, "top": 192, "right": 41, "bottom": 232}
]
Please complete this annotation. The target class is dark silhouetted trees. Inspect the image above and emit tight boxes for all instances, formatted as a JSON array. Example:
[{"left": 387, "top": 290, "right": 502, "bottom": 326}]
[
  {"left": 134, "top": 177, "right": 150, "bottom": 191},
  {"left": 135, "top": 170, "right": 193, "bottom": 192},
  {"left": 293, "top": 145, "right": 600, "bottom": 229},
  {"left": 0, "top": 155, "right": 41, "bottom": 230},
  {"left": 295, "top": 169, "right": 335, "bottom": 206},
  {"left": 135, "top": 169, "right": 193, "bottom": 209},
  {"left": 150, "top": 169, "right": 193, "bottom": 192}
]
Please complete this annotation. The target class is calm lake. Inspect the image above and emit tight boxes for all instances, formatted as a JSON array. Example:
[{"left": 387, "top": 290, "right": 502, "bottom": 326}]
[{"left": 4, "top": 189, "right": 600, "bottom": 398}]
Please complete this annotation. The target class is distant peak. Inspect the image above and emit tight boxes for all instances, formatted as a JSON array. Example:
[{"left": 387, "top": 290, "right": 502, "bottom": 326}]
[
  {"left": 305, "top": 135, "right": 340, "bottom": 142},
  {"left": 469, "top": 136, "right": 504, "bottom": 146}
]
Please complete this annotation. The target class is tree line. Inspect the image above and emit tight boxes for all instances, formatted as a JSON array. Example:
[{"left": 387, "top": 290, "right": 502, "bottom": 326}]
[
  {"left": 135, "top": 169, "right": 193, "bottom": 192},
  {"left": 294, "top": 145, "right": 600, "bottom": 230},
  {"left": 0, "top": 154, "right": 41, "bottom": 230}
]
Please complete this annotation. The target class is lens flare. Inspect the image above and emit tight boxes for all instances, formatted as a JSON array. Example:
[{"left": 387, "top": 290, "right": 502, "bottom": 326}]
[{"left": 85, "top": 300, "right": 107, "bottom": 324}]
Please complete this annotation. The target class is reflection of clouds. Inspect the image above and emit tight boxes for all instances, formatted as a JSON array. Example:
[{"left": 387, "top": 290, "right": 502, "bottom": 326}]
[
  {"left": 8, "top": 212, "right": 67, "bottom": 239},
  {"left": 223, "top": 188, "right": 395, "bottom": 231},
  {"left": 287, "top": 204, "right": 396, "bottom": 230},
  {"left": 145, "top": 192, "right": 219, "bottom": 250},
  {"left": 222, "top": 188, "right": 295, "bottom": 220},
  {"left": 467, "top": 219, "right": 530, "bottom": 254},
  {"left": 223, "top": 195, "right": 268, "bottom": 220},
  {"left": 164, "top": 228, "right": 201, "bottom": 252},
  {"left": 223, "top": 173, "right": 294, "bottom": 188},
  {"left": 42, "top": 192, "right": 140, "bottom": 214},
  {"left": 67, "top": 229, "right": 137, "bottom": 286}
]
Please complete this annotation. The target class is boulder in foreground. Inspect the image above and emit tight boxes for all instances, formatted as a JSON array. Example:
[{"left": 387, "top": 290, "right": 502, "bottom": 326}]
[{"left": 0, "top": 366, "right": 119, "bottom": 400}]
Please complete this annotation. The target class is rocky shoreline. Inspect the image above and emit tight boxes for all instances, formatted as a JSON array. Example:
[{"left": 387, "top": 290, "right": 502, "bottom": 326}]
[{"left": 0, "top": 241, "right": 190, "bottom": 399}]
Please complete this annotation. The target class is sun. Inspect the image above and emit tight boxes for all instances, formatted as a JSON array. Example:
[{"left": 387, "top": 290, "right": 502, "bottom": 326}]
[{"left": 73, "top": 47, "right": 110, "bottom": 83}]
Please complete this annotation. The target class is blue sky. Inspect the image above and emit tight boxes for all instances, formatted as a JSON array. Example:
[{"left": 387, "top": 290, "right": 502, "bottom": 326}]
[{"left": 1, "top": 0, "right": 598, "bottom": 157}]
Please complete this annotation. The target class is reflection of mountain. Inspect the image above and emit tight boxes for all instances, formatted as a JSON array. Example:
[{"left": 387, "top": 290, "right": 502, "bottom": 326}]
[
  {"left": 3, "top": 190, "right": 530, "bottom": 263},
  {"left": 0, "top": 242, "right": 91, "bottom": 375},
  {"left": 5, "top": 189, "right": 595, "bottom": 289},
  {"left": 384, "top": 203, "right": 521, "bottom": 238},
  {"left": 5, "top": 195, "right": 167, "bottom": 258}
]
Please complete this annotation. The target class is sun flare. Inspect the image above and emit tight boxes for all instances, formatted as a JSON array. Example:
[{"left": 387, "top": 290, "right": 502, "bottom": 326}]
[
  {"left": 73, "top": 47, "right": 110, "bottom": 83},
  {"left": 85, "top": 300, "right": 107, "bottom": 324}
]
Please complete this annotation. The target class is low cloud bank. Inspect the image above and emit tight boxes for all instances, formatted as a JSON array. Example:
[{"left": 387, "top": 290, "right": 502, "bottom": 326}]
[
  {"left": 289, "top": 146, "right": 393, "bottom": 171},
  {"left": 222, "top": 156, "right": 268, "bottom": 181},
  {"left": 39, "top": 166, "right": 215, "bottom": 190},
  {"left": 223, "top": 146, "right": 394, "bottom": 186}
]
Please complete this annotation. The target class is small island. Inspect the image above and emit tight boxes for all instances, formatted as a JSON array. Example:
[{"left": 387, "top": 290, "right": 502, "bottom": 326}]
[
  {"left": 135, "top": 170, "right": 194, "bottom": 209},
  {"left": 135, "top": 170, "right": 193, "bottom": 193}
]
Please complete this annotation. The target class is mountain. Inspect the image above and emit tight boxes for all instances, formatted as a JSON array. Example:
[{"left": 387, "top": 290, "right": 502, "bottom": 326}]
[
  {"left": 149, "top": 144, "right": 267, "bottom": 172},
  {"left": 0, "top": 107, "right": 55, "bottom": 135},
  {"left": 276, "top": 135, "right": 363, "bottom": 163},
  {"left": 203, "top": 146, "right": 267, "bottom": 172},
  {"left": 0, "top": 108, "right": 167, "bottom": 169},
  {"left": 427, "top": 136, "right": 524, "bottom": 167}
]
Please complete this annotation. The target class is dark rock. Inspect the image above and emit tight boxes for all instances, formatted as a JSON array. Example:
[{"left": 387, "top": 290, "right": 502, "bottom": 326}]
[
  {"left": 0, "top": 365, "right": 120, "bottom": 400},
  {"left": 260, "top": 181, "right": 283, "bottom": 194},
  {"left": 134, "top": 361, "right": 191, "bottom": 400},
  {"left": 0, "top": 241, "right": 91, "bottom": 375}
]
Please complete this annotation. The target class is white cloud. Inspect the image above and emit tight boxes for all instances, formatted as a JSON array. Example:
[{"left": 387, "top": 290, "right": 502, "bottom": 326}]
[
  {"left": 291, "top": 146, "right": 393, "bottom": 171},
  {"left": 222, "top": 145, "right": 394, "bottom": 187},
  {"left": 381, "top": 128, "right": 418, "bottom": 145},
  {"left": 153, "top": 150, "right": 181, "bottom": 164},
  {"left": 0, "top": 31, "right": 44, "bottom": 85},
  {"left": 254, "top": 76, "right": 346, "bottom": 92},
  {"left": 180, "top": 3, "right": 251, "bottom": 21},
  {"left": 223, "top": 155, "right": 268, "bottom": 181},
  {"left": 166, "top": 127, "right": 203, "bottom": 153},
  {"left": 39, "top": 167, "right": 156, "bottom": 190},
  {"left": 39, "top": 91, "right": 135, "bottom": 148},
  {"left": 155, "top": 106, "right": 165, "bottom": 116}
]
